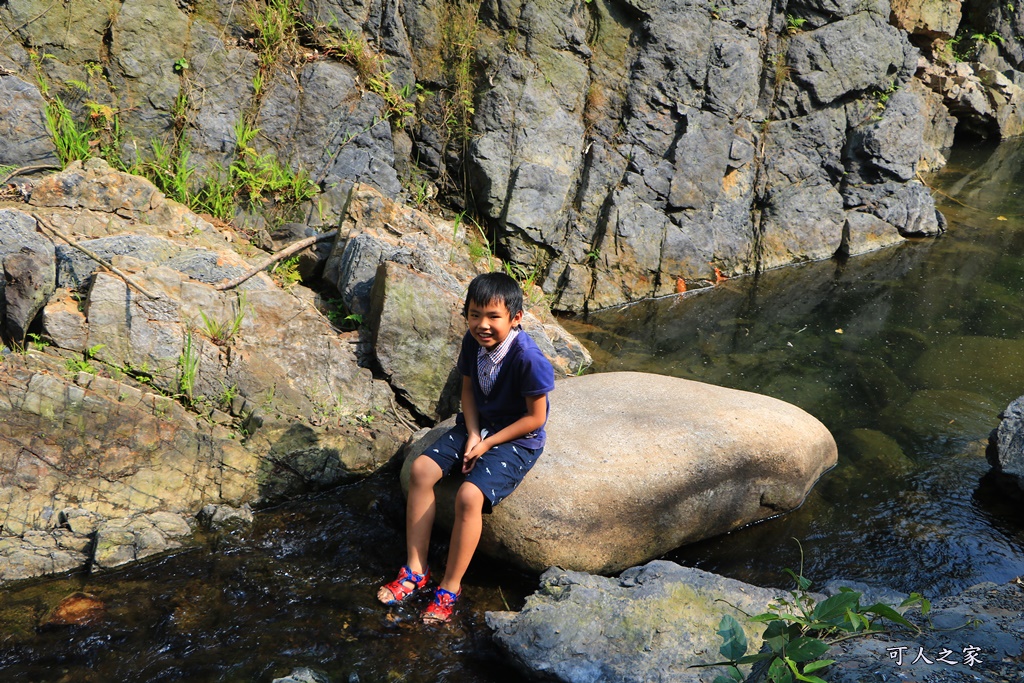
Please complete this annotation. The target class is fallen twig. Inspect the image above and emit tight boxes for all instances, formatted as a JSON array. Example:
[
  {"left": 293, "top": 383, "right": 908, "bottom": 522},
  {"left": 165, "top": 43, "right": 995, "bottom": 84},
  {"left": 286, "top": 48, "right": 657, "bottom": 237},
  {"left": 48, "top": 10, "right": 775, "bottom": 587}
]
[
  {"left": 214, "top": 229, "right": 338, "bottom": 291},
  {"left": 31, "top": 212, "right": 162, "bottom": 300},
  {"left": 1, "top": 164, "right": 62, "bottom": 185}
]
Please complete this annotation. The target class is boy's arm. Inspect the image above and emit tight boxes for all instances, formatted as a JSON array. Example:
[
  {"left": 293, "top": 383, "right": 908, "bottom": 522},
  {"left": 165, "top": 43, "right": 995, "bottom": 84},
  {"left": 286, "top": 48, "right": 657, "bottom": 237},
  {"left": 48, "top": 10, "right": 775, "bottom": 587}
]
[
  {"left": 462, "top": 392, "right": 547, "bottom": 473},
  {"left": 461, "top": 374, "right": 481, "bottom": 440}
]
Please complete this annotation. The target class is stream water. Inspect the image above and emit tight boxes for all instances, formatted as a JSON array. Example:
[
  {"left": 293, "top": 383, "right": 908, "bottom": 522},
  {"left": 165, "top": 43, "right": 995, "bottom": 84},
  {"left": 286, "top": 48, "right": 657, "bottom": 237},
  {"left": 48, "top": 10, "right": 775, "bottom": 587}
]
[{"left": 2, "top": 140, "right": 1024, "bottom": 681}]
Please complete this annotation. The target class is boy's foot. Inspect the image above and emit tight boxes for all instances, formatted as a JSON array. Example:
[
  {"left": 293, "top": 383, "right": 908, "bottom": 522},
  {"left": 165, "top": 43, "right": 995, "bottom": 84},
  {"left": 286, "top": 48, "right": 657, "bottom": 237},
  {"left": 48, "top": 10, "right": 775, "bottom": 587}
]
[
  {"left": 421, "top": 586, "right": 461, "bottom": 624},
  {"left": 377, "top": 565, "right": 430, "bottom": 605}
]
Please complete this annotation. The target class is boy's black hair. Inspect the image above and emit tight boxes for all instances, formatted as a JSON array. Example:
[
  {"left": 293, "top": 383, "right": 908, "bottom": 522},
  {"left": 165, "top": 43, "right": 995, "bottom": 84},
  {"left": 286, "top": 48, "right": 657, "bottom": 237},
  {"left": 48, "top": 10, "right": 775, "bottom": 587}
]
[{"left": 463, "top": 272, "right": 524, "bottom": 319}]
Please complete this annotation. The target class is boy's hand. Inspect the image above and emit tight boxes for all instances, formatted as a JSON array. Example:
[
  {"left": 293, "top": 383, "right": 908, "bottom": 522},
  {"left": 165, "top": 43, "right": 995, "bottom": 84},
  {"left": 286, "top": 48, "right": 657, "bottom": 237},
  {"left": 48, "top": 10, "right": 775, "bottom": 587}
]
[{"left": 462, "top": 437, "right": 489, "bottom": 473}]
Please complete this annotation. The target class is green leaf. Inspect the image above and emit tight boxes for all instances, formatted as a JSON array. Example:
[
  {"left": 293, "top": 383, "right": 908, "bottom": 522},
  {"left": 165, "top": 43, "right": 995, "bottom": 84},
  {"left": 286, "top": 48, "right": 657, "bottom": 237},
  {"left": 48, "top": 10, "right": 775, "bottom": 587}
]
[
  {"left": 785, "top": 636, "right": 830, "bottom": 662},
  {"left": 768, "top": 657, "right": 794, "bottom": 683},
  {"left": 794, "top": 672, "right": 829, "bottom": 683},
  {"left": 862, "top": 602, "right": 915, "bottom": 630},
  {"left": 713, "top": 677, "right": 737, "bottom": 683},
  {"left": 763, "top": 619, "right": 798, "bottom": 652},
  {"left": 811, "top": 592, "right": 860, "bottom": 624},
  {"left": 802, "top": 659, "right": 835, "bottom": 674},
  {"left": 717, "top": 615, "right": 748, "bottom": 661},
  {"left": 783, "top": 568, "right": 812, "bottom": 591}
]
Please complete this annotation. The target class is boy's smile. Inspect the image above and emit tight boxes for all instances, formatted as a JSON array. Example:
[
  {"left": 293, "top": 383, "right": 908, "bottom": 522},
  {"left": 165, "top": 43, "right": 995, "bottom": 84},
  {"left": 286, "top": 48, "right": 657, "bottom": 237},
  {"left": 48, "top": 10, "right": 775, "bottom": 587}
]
[{"left": 466, "top": 299, "right": 523, "bottom": 350}]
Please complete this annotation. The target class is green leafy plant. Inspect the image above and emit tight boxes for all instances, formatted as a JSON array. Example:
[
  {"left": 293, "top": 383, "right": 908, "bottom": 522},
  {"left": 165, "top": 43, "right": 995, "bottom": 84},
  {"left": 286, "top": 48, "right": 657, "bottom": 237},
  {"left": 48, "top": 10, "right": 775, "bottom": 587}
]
[
  {"left": 249, "top": 0, "right": 304, "bottom": 70},
  {"left": 26, "top": 333, "right": 48, "bottom": 351},
  {"left": 697, "top": 544, "right": 930, "bottom": 683},
  {"left": 270, "top": 255, "right": 303, "bottom": 288},
  {"left": 140, "top": 138, "right": 195, "bottom": 206},
  {"left": 199, "top": 293, "right": 249, "bottom": 344},
  {"left": 322, "top": 297, "right": 363, "bottom": 329},
  {"left": 65, "top": 344, "right": 104, "bottom": 374},
  {"left": 173, "top": 57, "right": 190, "bottom": 73},
  {"left": 229, "top": 118, "right": 318, "bottom": 210},
  {"left": 177, "top": 330, "right": 201, "bottom": 404},
  {"left": 218, "top": 381, "right": 240, "bottom": 408},
  {"left": 971, "top": 30, "right": 1006, "bottom": 47},
  {"left": 46, "top": 97, "right": 92, "bottom": 166},
  {"left": 785, "top": 15, "right": 807, "bottom": 34}
]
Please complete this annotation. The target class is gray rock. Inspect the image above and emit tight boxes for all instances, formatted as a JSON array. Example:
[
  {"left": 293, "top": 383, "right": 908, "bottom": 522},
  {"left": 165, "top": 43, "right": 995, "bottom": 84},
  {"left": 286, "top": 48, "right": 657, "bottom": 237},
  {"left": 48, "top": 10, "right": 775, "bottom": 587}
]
[
  {"left": 368, "top": 261, "right": 464, "bottom": 420},
  {"left": 825, "top": 580, "right": 1024, "bottom": 683},
  {"left": 0, "top": 532, "right": 88, "bottom": 584},
  {"left": 491, "top": 563, "right": 1023, "bottom": 683},
  {"left": 183, "top": 18, "right": 259, "bottom": 173},
  {"left": 849, "top": 88, "right": 927, "bottom": 182},
  {"left": 197, "top": 503, "right": 254, "bottom": 531},
  {"left": 986, "top": 395, "right": 1024, "bottom": 500},
  {"left": 3, "top": 240, "right": 57, "bottom": 344},
  {"left": 271, "top": 667, "right": 330, "bottom": 683},
  {"left": 842, "top": 180, "right": 944, "bottom": 237},
  {"left": 760, "top": 181, "right": 846, "bottom": 268},
  {"left": 920, "top": 60, "right": 1024, "bottom": 139},
  {"left": 840, "top": 211, "right": 905, "bottom": 257},
  {"left": 92, "top": 513, "right": 193, "bottom": 571},
  {"left": 258, "top": 60, "right": 400, "bottom": 198},
  {"left": 0, "top": 0, "right": 111, "bottom": 63},
  {"left": 0, "top": 75, "right": 59, "bottom": 167},
  {"left": 786, "top": 12, "right": 916, "bottom": 109},
  {"left": 906, "top": 79, "right": 956, "bottom": 172},
  {"left": 108, "top": 0, "right": 188, "bottom": 151},
  {"left": 487, "top": 561, "right": 786, "bottom": 683},
  {"left": 403, "top": 372, "right": 836, "bottom": 574},
  {"left": 0, "top": 209, "right": 56, "bottom": 343},
  {"left": 29, "top": 158, "right": 162, "bottom": 213}
]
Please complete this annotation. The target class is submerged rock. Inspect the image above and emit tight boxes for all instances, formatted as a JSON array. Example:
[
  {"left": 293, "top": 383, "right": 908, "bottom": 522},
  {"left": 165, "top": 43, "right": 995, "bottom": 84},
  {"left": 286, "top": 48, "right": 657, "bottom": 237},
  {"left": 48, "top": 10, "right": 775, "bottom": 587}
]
[
  {"left": 404, "top": 371, "right": 837, "bottom": 574},
  {"left": 986, "top": 395, "right": 1024, "bottom": 500},
  {"left": 43, "top": 592, "right": 105, "bottom": 627}
]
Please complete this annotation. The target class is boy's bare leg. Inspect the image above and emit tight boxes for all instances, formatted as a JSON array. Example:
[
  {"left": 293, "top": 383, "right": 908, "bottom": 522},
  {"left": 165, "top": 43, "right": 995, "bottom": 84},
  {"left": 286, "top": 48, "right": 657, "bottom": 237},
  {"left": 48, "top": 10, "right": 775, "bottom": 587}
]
[
  {"left": 406, "top": 455, "right": 443, "bottom": 573},
  {"left": 438, "top": 481, "right": 486, "bottom": 594},
  {"left": 377, "top": 455, "right": 442, "bottom": 602}
]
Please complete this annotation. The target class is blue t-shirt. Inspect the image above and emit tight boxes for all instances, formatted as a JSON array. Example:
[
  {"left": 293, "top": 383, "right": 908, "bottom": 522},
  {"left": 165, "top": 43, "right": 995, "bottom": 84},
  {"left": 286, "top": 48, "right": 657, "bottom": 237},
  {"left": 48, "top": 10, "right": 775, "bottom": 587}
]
[{"left": 456, "top": 329, "right": 555, "bottom": 449}]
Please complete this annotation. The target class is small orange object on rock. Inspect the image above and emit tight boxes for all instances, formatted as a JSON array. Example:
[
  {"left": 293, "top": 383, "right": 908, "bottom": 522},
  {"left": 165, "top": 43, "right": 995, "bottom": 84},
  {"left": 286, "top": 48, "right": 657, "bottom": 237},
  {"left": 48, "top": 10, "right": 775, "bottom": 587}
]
[{"left": 675, "top": 277, "right": 687, "bottom": 293}]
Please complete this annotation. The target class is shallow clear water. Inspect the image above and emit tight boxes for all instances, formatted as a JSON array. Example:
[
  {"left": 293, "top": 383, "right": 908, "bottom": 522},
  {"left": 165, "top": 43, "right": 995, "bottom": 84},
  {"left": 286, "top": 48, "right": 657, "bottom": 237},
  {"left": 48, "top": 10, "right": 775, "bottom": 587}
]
[
  {"left": 564, "top": 139, "right": 1024, "bottom": 596},
  {"left": 0, "top": 473, "right": 534, "bottom": 682},
  {"left": 2, "top": 141, "right": 1024, "bottom": 681}
]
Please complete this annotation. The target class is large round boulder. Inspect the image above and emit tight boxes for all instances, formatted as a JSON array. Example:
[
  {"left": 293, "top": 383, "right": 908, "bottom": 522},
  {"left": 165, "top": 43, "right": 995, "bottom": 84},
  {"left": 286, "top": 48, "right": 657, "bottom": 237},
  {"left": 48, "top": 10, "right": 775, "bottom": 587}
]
[{"left": 402, "top": 371, "right": 837, "bottom": 574}]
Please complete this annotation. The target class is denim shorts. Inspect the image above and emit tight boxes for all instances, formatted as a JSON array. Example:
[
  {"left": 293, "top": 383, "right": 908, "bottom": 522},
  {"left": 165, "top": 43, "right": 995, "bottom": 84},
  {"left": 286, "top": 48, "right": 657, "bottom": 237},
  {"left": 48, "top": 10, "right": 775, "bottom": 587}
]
[{"left": 422, "top": 424, "right": 542, "bottom": 512}]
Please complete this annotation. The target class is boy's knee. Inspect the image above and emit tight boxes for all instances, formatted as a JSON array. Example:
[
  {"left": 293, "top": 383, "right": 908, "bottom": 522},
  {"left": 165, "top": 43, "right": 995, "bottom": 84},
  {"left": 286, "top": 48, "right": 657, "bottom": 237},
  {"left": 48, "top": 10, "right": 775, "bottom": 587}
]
[
  {"left": 454, "top": 482, "right": 485, "bottom": 513},
  {"left": 410, "top": 455, "right": 443, "bottom": 486}
]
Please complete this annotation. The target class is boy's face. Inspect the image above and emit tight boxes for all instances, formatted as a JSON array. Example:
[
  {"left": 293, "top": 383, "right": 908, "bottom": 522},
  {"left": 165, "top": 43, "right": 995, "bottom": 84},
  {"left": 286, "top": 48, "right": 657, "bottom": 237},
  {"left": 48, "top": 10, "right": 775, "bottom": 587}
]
[{"left": 466, "top": 298, "right": 523, "bottom": 350}]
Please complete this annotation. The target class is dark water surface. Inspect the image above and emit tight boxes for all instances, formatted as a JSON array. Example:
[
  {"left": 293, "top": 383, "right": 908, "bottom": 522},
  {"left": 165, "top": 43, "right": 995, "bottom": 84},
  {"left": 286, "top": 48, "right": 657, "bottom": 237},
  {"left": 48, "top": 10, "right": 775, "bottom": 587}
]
[
  {"left": 2, "top": 141, "right": 1024, "bottom": 681},
  {"left": 565, "top": 139, "right": 1024, "bottom": 596}
]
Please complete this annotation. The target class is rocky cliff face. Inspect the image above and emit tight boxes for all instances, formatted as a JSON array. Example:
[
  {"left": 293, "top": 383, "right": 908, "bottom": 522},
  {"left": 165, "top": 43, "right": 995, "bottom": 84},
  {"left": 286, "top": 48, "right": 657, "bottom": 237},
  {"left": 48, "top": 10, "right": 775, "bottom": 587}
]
[{"left": 0, "top": 0, "right": 1004, "bottom": 314}]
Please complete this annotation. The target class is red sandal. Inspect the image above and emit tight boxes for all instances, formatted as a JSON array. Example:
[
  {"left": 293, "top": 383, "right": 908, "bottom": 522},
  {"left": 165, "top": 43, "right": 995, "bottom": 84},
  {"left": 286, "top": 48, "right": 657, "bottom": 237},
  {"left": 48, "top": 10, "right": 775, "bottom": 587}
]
[
  {"left": 421, "top": 586, "right": 461, "bottom": 624},
  {"left": 378, "top": 565, "right": 430, "bottom": 605}
]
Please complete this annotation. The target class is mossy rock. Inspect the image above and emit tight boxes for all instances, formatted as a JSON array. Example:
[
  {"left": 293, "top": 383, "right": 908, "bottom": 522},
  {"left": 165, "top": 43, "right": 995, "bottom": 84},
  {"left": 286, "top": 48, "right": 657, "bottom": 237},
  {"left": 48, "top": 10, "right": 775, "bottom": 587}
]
[
  {"left": 880, "top": 388, "right": 1000, "bottom": 448},
  {"left": 910, "top": 335, "right": 1024, "bottom": 403}
]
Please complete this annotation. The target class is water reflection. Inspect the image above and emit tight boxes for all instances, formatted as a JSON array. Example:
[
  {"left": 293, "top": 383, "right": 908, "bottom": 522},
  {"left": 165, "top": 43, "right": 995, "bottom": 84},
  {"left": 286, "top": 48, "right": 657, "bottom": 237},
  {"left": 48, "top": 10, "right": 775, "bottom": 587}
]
[{"left": 566, "top": 140, "right": 1024, "bottom": 595}]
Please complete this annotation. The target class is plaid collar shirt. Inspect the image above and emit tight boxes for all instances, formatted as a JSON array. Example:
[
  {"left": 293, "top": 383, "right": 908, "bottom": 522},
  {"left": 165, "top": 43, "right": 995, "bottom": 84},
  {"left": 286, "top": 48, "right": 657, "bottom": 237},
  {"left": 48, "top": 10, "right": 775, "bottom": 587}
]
[{"left": 477, "top": 327, "right": 520, "bottom": 396}]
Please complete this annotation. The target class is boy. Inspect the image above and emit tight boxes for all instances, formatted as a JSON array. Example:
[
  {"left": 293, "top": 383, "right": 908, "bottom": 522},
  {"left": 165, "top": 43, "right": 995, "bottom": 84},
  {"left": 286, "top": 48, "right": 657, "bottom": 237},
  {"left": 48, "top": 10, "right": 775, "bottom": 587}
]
[{"left": 377, "top": 272, "right": 555, "bottom": 623}]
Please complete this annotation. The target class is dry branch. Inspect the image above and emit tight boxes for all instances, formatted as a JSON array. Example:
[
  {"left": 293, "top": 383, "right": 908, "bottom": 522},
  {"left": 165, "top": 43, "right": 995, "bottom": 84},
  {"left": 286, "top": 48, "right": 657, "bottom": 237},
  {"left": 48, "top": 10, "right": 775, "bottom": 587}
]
[
  {"left": 31, "top": 212, "right": 163, "bottom": 300},
  {"left": 214, "top": 229, "right": 338, "bottom": 291}
]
